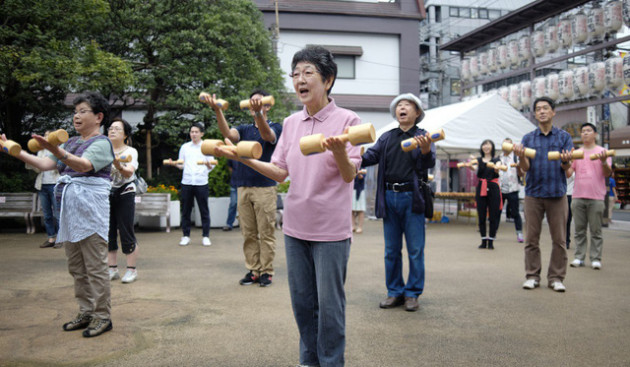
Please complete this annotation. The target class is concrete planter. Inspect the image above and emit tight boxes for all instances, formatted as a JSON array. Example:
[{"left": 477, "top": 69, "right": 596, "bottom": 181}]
[{"left": 195, "top": 197, "right": 237, "bottom": 228}]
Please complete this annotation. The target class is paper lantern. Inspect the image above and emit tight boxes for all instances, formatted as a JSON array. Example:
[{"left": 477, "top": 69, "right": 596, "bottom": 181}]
[
  {"left": 508, "top": 84, "right": 521, "bottom": 109},
  {"left": 572, "top": 11, "right": 589, "bottom": 44},
  {"left": 461, "top": 59, "right": 471, "bottom": 82},
  {"left": 497, "top": 44, "right": 509, "bottom": 69},
  {"left": 470, "top": 56, "right": 479, "bottom": 79},
  {"left": 498, "top": 86, "right": 509, "bottom": 101},
  {"left": 531, "top": 30, "right": 545, "bottom": 57},
  {"left": 508, "top": 39, "right": 520, "bottom": 66},
  {"left": 573, "top": 66, "right": 589, "bottom": 97},
  {"left": 588, "top": 6, "right": 605, "bottom": 43},
  {"left": 605, "top": 1, "right": 623, "bottom": 33},
  {"left": 624, "top": 0, "right": 630, "bottom": 27},
  {"left": 605, "top": 56, "right": 624, "bottom": 91},
  {"left": 532, "top": 77, "right": 546, "bottom": 99},
  {"left": 559, "top": 70, "right": 575, "bottom": 100},
  {"left": 479, "top": 52, "right": 489, "bottom": 75},
  {"left": 545, "top": 23, "right": 559, "bottom": 53},
  {"left": 623, "top": 53, "right": 630, "bottom": 86},
  {"left": 589, "top": 62, "right": 606, "bottom": 94},
  {"left": 519, "top": 35, "right": 531, "bottom": 62},
  {"left": 519, "top": 80, "right": 532, "bottom": 107},
  {"left": 558, "top": 17, "right": 573, "bottom": 48},
  {"left": 546, "top": 73, "right": 560, "bottom": 100},
  {"left": 487, "top": 47, "right": 498, "bottom": 72}
]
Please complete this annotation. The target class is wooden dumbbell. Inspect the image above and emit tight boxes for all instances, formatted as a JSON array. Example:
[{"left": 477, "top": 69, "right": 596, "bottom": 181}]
[
  {"left": 28, "top": 129, "right": 69, "bottom": 153},
  {"left": 401, "top": 129, "right": 445, "bottom": 152},
  {"left": 510, "top": 163, "right": 518, "bottom": 167},
  {"left": 199, "top": 92, "right": 229, "bottom": 111},
  {"left": 0, "top": 139, "right": 22, "bottom": 156},
  {"left": 299, "top": 123, "right": 376, "bottom": 156},
  {"left": 487, "top": 162, "right": 507, "bottom": 171},
  {"left": 201, "top": 139, "right": 262, "bottom": 159},
  {"left": 239, "top": 95, "right": 275, "bottom": 110},
  {"left": 163, "top": 159, "right": 184, "bottom": 165},
  {"left": 457, "top": 161, "right": 477, "bottom": 168},
  {"left": 197, "top": 160, "right": 218, "bottom": 165},
  {"left": 428, "top": 174, "right": 434, "bottom": 181},
  {"left": 502, "top": 142, "right": 536, "bottom": 159},
  {"left": 115, "top": 155, "right": 133, "bottom": 163},
  {"left": 590, "top": 149, "right": 616, "bottom": 160},
  {"left": 548, "top": 151, "right": 584, "bottom": 161}
]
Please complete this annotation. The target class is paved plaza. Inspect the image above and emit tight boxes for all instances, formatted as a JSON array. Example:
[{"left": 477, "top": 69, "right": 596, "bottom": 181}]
[{"left": 1, "top": 217, "right": 629, "bottom": 366}]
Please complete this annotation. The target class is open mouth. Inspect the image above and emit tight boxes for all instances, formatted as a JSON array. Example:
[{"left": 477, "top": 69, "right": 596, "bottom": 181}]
[
  {"left": 298, "top": 87, "right": 309, "bottom": 98},
  {"left": 399, "top": 111, "right": 408, "bottom": 119}
]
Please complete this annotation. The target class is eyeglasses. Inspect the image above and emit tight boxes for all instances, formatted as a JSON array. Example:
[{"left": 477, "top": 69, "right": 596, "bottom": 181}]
[
  {"left": 289, "top": 69, "right": 318, "bottom": 80},
  {"left": 108, "top": 127, "right": 123, "bottom": 132},
  {"left": 74, "top": 109, "right": 93, "bottom": 115}
]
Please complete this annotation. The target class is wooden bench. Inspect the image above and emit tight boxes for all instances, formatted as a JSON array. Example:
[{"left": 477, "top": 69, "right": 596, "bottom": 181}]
[
  {"left": 135, "top": 193, "right": 172, "bottom": 232},
  {"left": 0, "top": 193, "right": 39, "bottom": 234}
]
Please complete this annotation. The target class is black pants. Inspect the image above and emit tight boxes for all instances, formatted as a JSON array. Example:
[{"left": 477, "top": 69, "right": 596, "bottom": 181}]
[
  {"left": 501, "top": 191, "right": 522, "bottom": 232},
  {"left": 109, "top": 184, "right": 137, "bottom": 254},
  {"left": 181, "top": 184, "right": 210, "bottom": 237},
  {"left": 476, "top": 182, "right": 501, "bottom": 239},
  {"left": 566, "top": 195, "right": 572, "bottom": 246}
]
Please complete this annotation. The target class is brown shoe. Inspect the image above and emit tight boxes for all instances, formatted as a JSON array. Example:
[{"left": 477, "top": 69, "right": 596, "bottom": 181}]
[
  {"left": 40, "top": 240, "right": 55, "bottom": 248},
  {"left": 404, "top": 297, "right": 419, "bottom": 312},
  {"left": 379, "top": 295, "right": 404, "bottom": 309}
]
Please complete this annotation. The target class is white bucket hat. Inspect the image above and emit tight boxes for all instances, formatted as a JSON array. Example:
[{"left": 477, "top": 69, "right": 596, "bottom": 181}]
[{"left": 389, "top": 93, "right": 425, "bottom": 123}]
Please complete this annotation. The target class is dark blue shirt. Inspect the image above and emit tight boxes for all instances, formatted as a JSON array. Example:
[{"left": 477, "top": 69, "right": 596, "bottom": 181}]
[
  {"left": 233, "top": 121, "right": 282, "bottom": 187},
  {"left": 521, "top": 126, "right": 573, "bottom": 198}
]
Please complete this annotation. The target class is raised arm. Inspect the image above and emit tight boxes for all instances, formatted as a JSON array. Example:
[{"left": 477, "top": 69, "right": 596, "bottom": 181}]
[
  {"left": 250, "top": 98, "right": 276, "bottom": 143},
  {"left": 202, "top": 93, "right": 240, "bottom": 143}
]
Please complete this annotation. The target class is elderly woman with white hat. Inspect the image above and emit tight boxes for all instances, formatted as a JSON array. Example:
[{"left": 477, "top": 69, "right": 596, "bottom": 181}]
[{"left": 361, "top": 93, "right": 435, "bottom": 312}]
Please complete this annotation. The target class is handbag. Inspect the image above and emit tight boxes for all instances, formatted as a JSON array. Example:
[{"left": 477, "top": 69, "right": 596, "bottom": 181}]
[
  {"left": 134, "top": 175, "right": 148, "bottom": 195},
  {"left": 420, "top": 180, "right": 434, "bottom": 218}
]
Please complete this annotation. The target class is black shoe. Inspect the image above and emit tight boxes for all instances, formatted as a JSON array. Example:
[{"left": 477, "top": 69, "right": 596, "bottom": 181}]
[
  {"left": 82, "top": 318, "right": 112, "bottom": 338},
  {"left": 487, "top": 240, "right": 494, "bottom": 250},
  {"left": 239, "top": 271, "right": 259, "bottom": 285},
  {"left": 222, "top": 226, "right": 232, "bottom": 231},
  {"left": 63, "top": 313, "right": 92, "bottom": 331},
  {"left": 478, "top": 239, "right": 488, "bottom": 249},
  {"left": 259, "top": 273, "right": 273, "bottom": 287},
  {"left": 40, "top": 240, "right": 55, "bottom": 248}
]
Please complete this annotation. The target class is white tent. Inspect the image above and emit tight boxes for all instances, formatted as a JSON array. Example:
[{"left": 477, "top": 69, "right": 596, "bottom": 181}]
[{"left": 374, "top": 94, "right": 535, "bottom": 157}]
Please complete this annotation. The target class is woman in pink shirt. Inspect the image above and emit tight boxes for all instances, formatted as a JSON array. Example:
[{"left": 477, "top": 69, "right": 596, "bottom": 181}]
[{"left": 218, "top": 46, "right": 361, "bottom": 367}]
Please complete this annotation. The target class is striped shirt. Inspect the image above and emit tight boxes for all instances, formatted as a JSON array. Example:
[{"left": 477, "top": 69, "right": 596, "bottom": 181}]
[{"left": 522, "top": 126, "right": 573, "bottom": 198}]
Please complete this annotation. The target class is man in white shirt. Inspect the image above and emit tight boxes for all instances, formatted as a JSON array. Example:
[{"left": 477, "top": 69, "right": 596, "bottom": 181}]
[{"left": 176, "top": 122, "right": 215, "bottom": 246}]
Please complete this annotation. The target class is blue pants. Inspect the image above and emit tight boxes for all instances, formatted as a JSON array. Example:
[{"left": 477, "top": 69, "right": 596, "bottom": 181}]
[
  {"left": 226, "top": 186, "right": 237, "bottom": 227},
  {"left": 39, "top": 184, "right": 58, "bottom": 238},
  {"left": 180, "top": 184, "right": 210, "bottom": 237},
  {"left": 501, "top": 191, "right": 522, "bottom": 232},
  {"left": 383, "top": 190, "right": 426, "bottom": 298},
  {"left": 285, "top": 234, "right": 350, "bottom": 367}
]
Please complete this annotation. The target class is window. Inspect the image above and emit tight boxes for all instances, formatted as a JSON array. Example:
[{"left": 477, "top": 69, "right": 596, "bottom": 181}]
[
  {"left": 489, "top": 9, "right": 501, "bottom": 19},
  {"left": 435, "top": 6, "right": 441, "bottom": 23},
  {"left": 471, "top": 8, "right": 478, "bottom": 19},
  {"left": 449, "top": 7, "right": 459, "bottom": 17},
  {"left": 451, "top": 79, "right": 461, "bottom": 96},
  {"left": 478, "top": 8, "right": 488, "bottom": 19},
  {"left": 334, "top": 55, "right": 355, "bottom": 79},
  {"left": 459, "top": 7, "right": 470, "bottom": 18}
]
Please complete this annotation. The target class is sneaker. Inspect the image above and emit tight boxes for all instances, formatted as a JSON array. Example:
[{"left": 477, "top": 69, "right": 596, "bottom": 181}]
[
  {"left": 179, "top": 236, "right": 190, "bottom": 246},
  {"left": 40, "top": 239, "right": 55, "bottom": 248},
  {"left": 202, "top": 237, "right": 211, "bottom": 246},
  {"left": 522, "top": 279, "right": 540, "bottom": 290},
  {"left": 591, "top": 261, "right": 602, "bottom": 270},
  {"left": 517, "top": 232, "right": 524, "bottom": 243},
  {"left": 63, "top": 313, "right": 92, "bottom": 331},
  {"left": 82, "top": 318, "right": 113, "bottom": 338},
  {"left": 259, "top": 273, "right": 273, "bottom": 287},
  {"left": 239, "top": 271, "right": 259, "bottom": 285},
  {"left": 550, "top": 281, "right": 566, "bottom": 292},
  {"left": 108, "top": 268, "right": 120, "bottom": 281},
  {"left": 570, "top": 259, "right": 585, "bottom": 268},
  {"left": 121, "top": 268, "right": 137, "bottom": 283}
]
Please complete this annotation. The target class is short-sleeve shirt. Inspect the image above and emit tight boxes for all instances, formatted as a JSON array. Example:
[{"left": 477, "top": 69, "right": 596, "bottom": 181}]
[
  {"left": 48, "top": 138, "right": 113, "bottom": 172},
  {"left": 271, "top": 99, "right": 362, "bottom": 242},
  {"left": 234, "top": 121, "right": 282, "bottom": 187},
  {"left": 111, "top": 146, "right": 138, "bottom": 188},
  {"left": 571, "top": 145, "right": 612, "bottom": 200},
  {"left": 521, "top": 126, "right": 573, "bottom": 198},
  {"left": 178, "top": 141, "right": 213, "bottom": 186},
  {"left": 499, "top": 152, "right": 520, "bottom": 193}
]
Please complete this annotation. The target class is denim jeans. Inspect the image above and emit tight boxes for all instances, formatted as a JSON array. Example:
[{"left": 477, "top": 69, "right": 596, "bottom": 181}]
[
  {"left": 180, "top": 184, "right": 210, "bottom": 237},
  {"left": 39, "top": 184, "right": 58, "bottom": 238},
  {"left": 383, "top": 190, "right": 426, "bottom": 298},
  {"left": 501, "top": 191, "right": 522, "bottom": 232},
  {"left": 225, "top": 186, "right": 238, "bottom": 228},
  {"left": 285, "top": 234, "right": 351, "bottom": 367}
]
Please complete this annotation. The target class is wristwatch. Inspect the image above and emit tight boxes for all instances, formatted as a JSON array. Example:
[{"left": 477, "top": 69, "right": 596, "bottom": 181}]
[
  {"left": 60, "top": 151, "right": 69, "bottom": 161},
  {"left": 254, "top": 110, "right": 263, "bottom": 118}
]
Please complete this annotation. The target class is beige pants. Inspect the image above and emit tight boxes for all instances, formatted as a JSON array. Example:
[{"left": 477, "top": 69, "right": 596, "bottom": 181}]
[
  {"left": 65, "top": 233, "right": 111, "bottom": 320},
  {"left": 524, "top": 196, "right": 568, "bottom": 285},
  {"left": 606, "top": 195, "right": 615, "bottom": 224},
  {"left": 237, "top": 186, "right": 277, "bottom": 276}
]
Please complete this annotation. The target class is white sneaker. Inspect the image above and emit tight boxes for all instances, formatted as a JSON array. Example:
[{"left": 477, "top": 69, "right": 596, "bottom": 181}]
[
  {"left": 570, "top": 259, "right": 584, "bottom": 268},
  {"left": 121, "top": 269, "right": 137, "bottom": 283},
  {"left": 179, "top": 236, "right": 190, "bottom": 246},
  {"left": 591, "top": 261, "right": 602, "bottom": 270},
  {"left": 550, "top": 281, "right": 566, "bottom": 292},
  {"left": 108, "top": 268, "right": 120, "bottom": 281},
  {"left": 522, "top": 279, "right": 539, "bottom": 289},
  {"left": 202, "top": 237, "right": 211, "bottom": 246}
]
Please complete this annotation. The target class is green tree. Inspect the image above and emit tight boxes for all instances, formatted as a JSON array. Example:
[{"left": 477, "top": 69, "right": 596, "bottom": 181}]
[
  {"left": 0, "top": 0, "right": 134, "bottom": 142},
  {"left": 101, "top": 0, "right": 292, "bottom": 179}
]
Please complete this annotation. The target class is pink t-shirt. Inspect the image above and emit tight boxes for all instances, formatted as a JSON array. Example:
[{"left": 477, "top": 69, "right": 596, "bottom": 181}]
[
  {"left": 271, "top": 99, "right": 362, "bottom": 241},
  {"left": 571, "top": 145, "right": 612, "bottom": 200}
]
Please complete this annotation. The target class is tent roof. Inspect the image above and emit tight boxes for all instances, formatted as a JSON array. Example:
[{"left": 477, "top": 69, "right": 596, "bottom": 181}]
[{"left": 374, "top": 95, "right": 535, "bottom": 156}]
